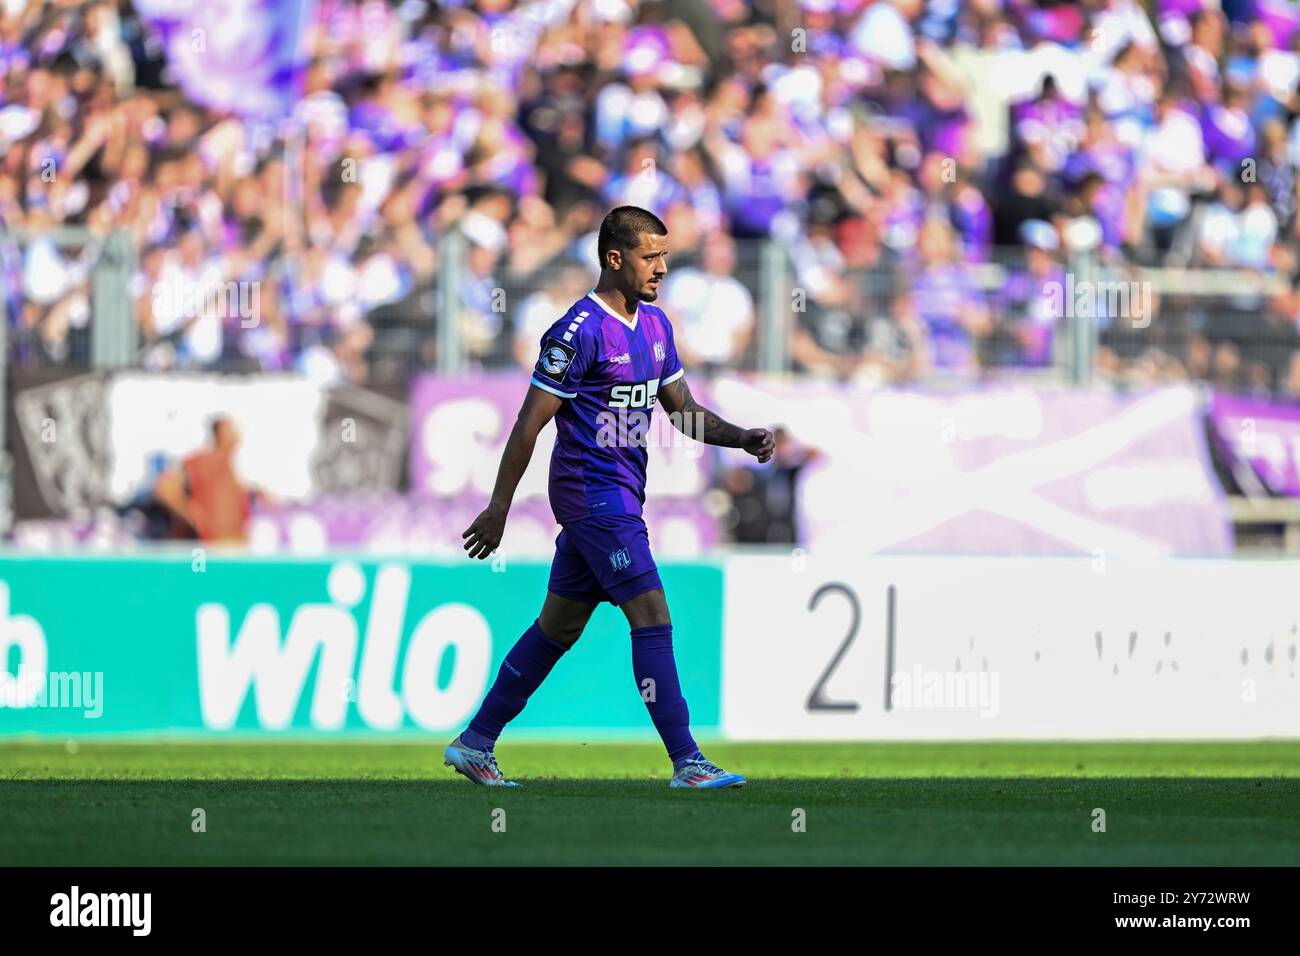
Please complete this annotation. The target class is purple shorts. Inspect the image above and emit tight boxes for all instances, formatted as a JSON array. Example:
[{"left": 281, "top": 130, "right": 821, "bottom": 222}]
[{"left": 547, "top": 514, "right": 662, "bottom": 606}]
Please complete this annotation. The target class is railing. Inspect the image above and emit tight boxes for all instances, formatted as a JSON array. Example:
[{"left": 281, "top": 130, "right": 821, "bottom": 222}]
[
  {"left": 1228, "top": 497, "right": 1300, "bottom": 555},
  {"left": 6, "top": 225, "right": 1299, "bottom": 390}
]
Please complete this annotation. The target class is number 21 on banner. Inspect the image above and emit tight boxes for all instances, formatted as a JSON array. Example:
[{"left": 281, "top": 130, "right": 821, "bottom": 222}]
[{"left": 804, "top": 583, "right": 896, "bottom": 715}]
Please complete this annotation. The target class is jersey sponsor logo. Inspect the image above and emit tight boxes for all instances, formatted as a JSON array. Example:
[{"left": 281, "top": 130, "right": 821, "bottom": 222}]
[
  {"left": 608, "top": 352, "right": 631, "bottom": 364},
  {"left": 535, "top": 337, "right": 577, "bottom": 382},
  {"left": 609, "top": 379, "right": 660, "bottom": 409},
  {"left": 609, "top": 547, "right": 631, "bottom": 571},
  {"left": 654, "top": 341, "right": 666, "bottom": 361}
]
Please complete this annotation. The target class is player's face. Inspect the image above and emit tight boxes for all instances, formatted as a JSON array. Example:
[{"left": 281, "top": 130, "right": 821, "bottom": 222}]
[{"left": 623, "top": 232, "right": 669, "bottom": 302}]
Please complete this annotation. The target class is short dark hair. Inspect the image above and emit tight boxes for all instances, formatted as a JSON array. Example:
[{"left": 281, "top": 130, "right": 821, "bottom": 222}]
[
  {"left": 597, "top": 206, "right": 667, "bottom": 267},
  {"left": 209, "top": 415, "right": 232, "bottom": 442}
]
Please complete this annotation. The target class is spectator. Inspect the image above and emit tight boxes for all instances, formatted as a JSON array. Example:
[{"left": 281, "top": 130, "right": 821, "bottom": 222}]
[
  {"left": 660, "top": 230, "right": 754, "bottom": 371},
  {"left": 512, "top": 262, "right": 593, "bottom": 368},
  {"left": 720, "top": 426, "right": 820, "bottom": 545},
  {"left": 0, "top": 0, "right": 1296, "bottom": 393},
  {"left": 153, "top": 416, "right": 257, "bottom": 544},
  {"left": 911, "top": 219, "right": 990, "bottom": 372},
  {"left": 991, "top": 220, "right": 1066, "bottom": 368}
]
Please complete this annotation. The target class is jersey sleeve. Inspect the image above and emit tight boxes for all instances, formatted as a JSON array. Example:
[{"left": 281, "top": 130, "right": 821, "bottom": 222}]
[
  {"left": 530, "top": 317, "right": 597, "bottom": 399},
  {"left": 659, "top": 317, "right": 684, "bottom": 386}
]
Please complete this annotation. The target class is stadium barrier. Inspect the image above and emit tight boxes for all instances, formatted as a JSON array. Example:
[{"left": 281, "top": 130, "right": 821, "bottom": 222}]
[
  {"left": 0, "top": 556, "right": 723, "bottom": 738},
  {"left": 0, "top": 554, "right": 1295, "bottom": 740},
  {"left": 23, "top": 372, "right": 1300, "bottom": 555},
  {"left": 723, "top": 555, "right": 1299, "bottom": 741}
]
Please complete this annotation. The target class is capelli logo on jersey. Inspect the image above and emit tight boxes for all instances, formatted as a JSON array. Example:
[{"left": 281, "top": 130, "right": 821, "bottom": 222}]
[{"left": 608, "top": 352, "right": 631, "bottom": 364}]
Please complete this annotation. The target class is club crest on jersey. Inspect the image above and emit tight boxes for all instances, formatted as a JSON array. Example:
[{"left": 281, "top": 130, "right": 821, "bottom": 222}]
[
  {"left": 609, "top": 547, "right": 631, "bottom": 572},
  {"left": 536, "top": 337, "right": 577, "bottom": 381},
  {"left": 541, "top": 346, "right": 570, "bottom": 375},
  {"left": 654, "top": 341, "right": 666, "bottom": 361}
]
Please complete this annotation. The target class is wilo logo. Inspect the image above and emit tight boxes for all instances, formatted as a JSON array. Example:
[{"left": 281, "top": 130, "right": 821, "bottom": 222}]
[
  {"left": 1043, "top": 274, "right": 1153, "bottom": 329},
  {"left": 0, "top": 580, "right": 48, "bottom": 709},
  {"left": 196, "top": 563, "right": 491, "bottom": 731}
]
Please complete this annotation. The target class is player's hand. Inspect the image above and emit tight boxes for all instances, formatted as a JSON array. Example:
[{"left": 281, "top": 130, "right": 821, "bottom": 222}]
[
  {"left": 462, "top": 504, "right": 507, "bottom": 560},
  {"left": 742, "top": 428, "right": 775, "bottom": 464}
]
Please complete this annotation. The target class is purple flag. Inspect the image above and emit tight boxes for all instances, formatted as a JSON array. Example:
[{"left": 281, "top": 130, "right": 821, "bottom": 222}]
[
  {"left": 1210, "top": 392, "right": 1300, "bottom": 497},
  {"left": 136, "top": 0, "right": 316, "bottom": 120}
]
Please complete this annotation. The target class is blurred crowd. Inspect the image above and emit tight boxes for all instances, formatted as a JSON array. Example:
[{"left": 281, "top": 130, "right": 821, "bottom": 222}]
[{"left": 5, "top": 0, "right": 1300, "bottom": 393}]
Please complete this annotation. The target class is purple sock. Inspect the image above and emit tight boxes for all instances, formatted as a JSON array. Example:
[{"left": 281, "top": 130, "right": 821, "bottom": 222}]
[
  {"left": 630, "top": 624, "right": 699, "bottom": 767},
  {"left": 463, "top": 620, "right": 568, "bottom": 751}
]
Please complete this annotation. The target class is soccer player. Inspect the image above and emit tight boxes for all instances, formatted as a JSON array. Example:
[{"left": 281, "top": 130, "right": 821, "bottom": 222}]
[{"left": 446, "top": 205, "right": 775, "bottom": 788}]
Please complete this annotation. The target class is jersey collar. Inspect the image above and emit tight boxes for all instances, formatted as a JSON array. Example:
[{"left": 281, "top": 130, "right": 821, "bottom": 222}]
[{"left": 587, "top": 291, "right": 639, "bottom": 332}]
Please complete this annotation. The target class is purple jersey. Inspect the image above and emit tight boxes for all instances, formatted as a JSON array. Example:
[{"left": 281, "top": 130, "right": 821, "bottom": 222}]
[{"left": 530, "top": 292, "right": 684, "bottom": 524}]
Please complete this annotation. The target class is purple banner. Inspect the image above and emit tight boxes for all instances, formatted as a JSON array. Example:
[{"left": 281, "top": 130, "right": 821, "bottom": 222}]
[
  {"left": 1210, "top": 392, "right": 1300, "bottom": 496},
  {"left": 13, "top": 376, "right": 1233, "bottom": 557},
  {"left": 707, "top": 379, "right": 1232, "bottom": 557},
  {"left": 245, "top": 494, "right": 720, "bottom": 558},
  {"left": 404, "top": 374, "right": 719, "bottom": 556},
  {"left": 136, "top": 0, "right": 316, "bottom": 120}
]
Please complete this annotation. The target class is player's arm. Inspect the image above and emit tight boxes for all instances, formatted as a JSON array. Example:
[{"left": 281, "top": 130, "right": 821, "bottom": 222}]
[
  {"left": 658, "top": 374, "right": 774, "bottom": 463},
  {"left": 462, "top": 384, "right": 562, "bottom": 559}
]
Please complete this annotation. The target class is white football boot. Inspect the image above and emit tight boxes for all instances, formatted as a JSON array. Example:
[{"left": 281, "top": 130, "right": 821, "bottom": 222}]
[{"left": 443, "top": 735, "right": 521, "bottom": 787}]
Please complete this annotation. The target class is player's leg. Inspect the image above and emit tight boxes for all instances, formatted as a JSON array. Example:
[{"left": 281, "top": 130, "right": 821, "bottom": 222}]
[
  {"left": 619, "top": 586, "right": 744, "bottom": 788},
  {"left": 536, "top": 590, "right": 600, "bottom": 648},
  {"left": 461, "top": 590, "right": 596, "bottom": 750},
  {"left": 446, "top": 526, "right": 603, "bottom": 786},
  {"left": 445, "top": 593, "right": 596, "bottom": 786},
  {"left": 569, "top": 517, "right": 688, "bottom": 767},
  {"left": 619, "top": 586, "right": 695, "bottom": 761},
  {"left": 558, "top": 514, "right": 744, "bottom": 790}
]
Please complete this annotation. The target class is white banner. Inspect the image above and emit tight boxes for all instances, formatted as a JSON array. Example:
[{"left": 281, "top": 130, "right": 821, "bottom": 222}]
[
  {"left": 108, "top": 373, "right": 323, "bottom": 502},
  {"left": 706, "top": 379, "right": 1232, "bottom": 557},
  {"left": 723, "top": 555, "right": 1299, "bottom": 739},
  {"left": 25, "top": 372, "right": 409, "bottom": 509}
]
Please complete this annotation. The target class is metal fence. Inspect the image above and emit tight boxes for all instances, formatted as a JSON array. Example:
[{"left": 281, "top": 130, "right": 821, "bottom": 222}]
[
  {"left": 6, "top": 224, "right": 1300, "bottom": 395},
  {"left": 1, "top": 228, "right": 1296, "bottom": 394},
  {"left": 375, "top": 235, "right": 1300, "bottom": 393}
]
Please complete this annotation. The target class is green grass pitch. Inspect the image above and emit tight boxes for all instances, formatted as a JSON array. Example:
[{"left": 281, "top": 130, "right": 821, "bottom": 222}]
[{"left": 2, "top": 740, "right": 1298, "bottom": 865}]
